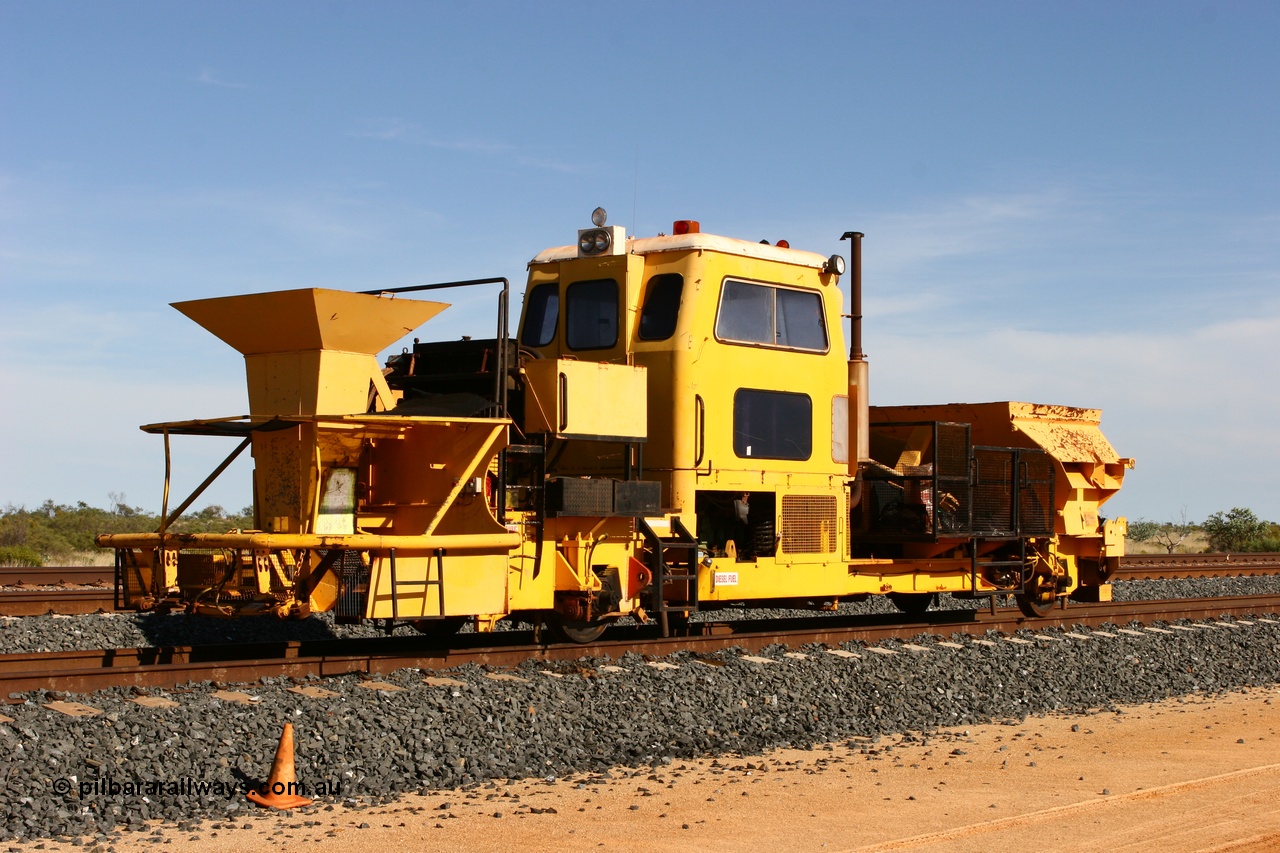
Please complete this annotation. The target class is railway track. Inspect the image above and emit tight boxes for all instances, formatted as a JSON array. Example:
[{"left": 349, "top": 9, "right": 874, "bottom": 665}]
[
  {"left": 0, "top": 554, "right": 1278, "bottom": 616},
  {"left": 1117, "top": 552, "right": 1280, "bottom": 578},
  {"left": 3, "top": 594, "right": 1277, "bottom": 700},
  {"left": 0, "top": 589, "right": 115, "bottom": 616},
  {"left": 0, "top": 565, "right": 112, "bottom": 586}
]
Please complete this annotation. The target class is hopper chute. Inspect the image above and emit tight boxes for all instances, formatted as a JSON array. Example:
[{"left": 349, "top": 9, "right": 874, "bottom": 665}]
[{"left": 172, "top": 288, "right": 447, "bottom": 416}]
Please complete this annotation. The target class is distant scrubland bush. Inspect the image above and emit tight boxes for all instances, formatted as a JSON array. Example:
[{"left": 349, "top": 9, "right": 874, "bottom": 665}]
[
  {"left": 0, "top": 498, "right": 252, "bottom": 565},
  {"left": 1127, "top": 506, "right": 1279, "bottom": 554}
]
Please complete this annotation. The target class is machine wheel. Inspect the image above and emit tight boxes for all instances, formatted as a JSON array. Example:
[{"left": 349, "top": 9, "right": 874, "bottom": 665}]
[
  {"left": 548, "top": 614, "right": 613, "bottom": 645},
  {"left": 1014, "top": 591, "right": 1056, "bottom": 618},
  {"left": 887, "top": 592, "right": 936, "bottom": 617},
  {"left": 1017, "top": 556, "right": 1060, "bottom": 618},
  {"left": 409, "top": 616, "right": 467, "bottom": 638}
]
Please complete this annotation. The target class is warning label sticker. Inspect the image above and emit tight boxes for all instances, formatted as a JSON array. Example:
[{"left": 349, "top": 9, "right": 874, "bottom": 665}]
[{"left": 713, "top": 571, "right": 739, "bottom": 586}]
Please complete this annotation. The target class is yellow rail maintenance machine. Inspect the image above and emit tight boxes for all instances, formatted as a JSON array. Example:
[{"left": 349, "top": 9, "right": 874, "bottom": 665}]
[{"left": 98, "top": 210, "right": 1132, "bottom": 641}]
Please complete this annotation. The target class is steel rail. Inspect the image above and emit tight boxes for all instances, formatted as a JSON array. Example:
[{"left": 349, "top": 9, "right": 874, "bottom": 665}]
[
  {"left": 0, "top": 567, "right": 112, "bottom": 586},
  {"left": 0, "top": 590, "right": 115, "bottom": 616},
  {"left": 3, "top": 595, "right": 1278, "bottom": 701},
  {"left": 1114, "top": 553, "right": 1280, "bottom": 579}
]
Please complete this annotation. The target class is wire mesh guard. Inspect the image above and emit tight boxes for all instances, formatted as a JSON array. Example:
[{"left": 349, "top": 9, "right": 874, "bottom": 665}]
[
  {"left": 972, "top": 446, "right": 1054, "bottom": 537},
  {"left": 854, "top": 422, "right": 1053, "bottom": 542},
  {"left": 855, "top": 422, "right": 970, "bottom": 540}
]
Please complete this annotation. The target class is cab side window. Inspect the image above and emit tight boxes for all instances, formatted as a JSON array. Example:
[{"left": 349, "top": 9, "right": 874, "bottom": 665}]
[
  {"left": 716, "top": 279, "right": 773, "bottom": 344},
  {"left": 566, "top": 278, "right": 618, "bottom": 350},
  {"left": 775, "top": 287, "right": 828, "bottom": 351},
  {"left": 521, "top": 282, "right": 559, "bottom": 347},
  {"left": 715, "top": 279, "right": 828, "bottom": 352},
  {"left": 638, "top": 273, "right": 683, "bottom": 341}
]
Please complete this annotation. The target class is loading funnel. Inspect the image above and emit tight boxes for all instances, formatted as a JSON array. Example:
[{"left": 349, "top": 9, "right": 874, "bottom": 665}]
[{"left": 173, "top": 288, "right": 448, "bottom": 417}]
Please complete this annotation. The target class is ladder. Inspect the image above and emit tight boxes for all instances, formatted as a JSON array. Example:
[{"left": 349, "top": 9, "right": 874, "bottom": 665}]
[
  {"left": 500, "top": 441, "right": 547, "bottom": 576},
  {"left": 386, "top": 547, "right": 446, "bottom": 625},
  {"left": 638, "top": 516, "right": 700, "bottom": 637}
]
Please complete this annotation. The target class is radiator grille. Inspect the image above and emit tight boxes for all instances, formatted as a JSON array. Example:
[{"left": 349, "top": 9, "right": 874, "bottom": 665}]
[{"left": 781, "top": 495, "right": 838, "bottom": 553}]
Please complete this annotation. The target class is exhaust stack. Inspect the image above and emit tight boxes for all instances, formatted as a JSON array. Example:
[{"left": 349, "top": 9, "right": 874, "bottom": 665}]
[{"left": 841, "top": 231, "right": 870, "bottom": 471}]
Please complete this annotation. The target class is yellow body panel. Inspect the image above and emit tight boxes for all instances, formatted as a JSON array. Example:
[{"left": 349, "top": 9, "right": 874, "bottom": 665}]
[
  {"left": 523, "top": 359, "right": 648, "bottom": 441},
  {"left": 698, "top": 555, "right": 978, "bottom": 601},
  {"left": 365, "top": 551, "right": 508, "bottom": 619},
  {"left": 244, "top": 350, "right": 396, "bottom": 416}
]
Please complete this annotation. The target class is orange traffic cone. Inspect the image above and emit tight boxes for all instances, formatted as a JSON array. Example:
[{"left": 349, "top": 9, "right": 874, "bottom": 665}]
[{"left": 247, "top": 722, "right": 313, "bottom": 810}]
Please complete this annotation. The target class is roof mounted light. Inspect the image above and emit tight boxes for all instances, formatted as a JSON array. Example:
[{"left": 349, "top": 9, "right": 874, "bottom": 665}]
[
  {"left": 578, "top": 207, "right": 625, "bottom": 257},
  {"left": 579, "top": 229, "right": 612, "bottom": 254},
  {"left": 824, "top": 253, "right": 847, "bottom": 275},
  {"left": 672, "top": 219, "right": 700, "bottom": 235}
]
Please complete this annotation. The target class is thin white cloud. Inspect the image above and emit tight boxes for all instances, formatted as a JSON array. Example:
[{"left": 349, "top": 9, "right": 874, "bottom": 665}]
[
  {"left": 513, "top": 154, "right": 597, "bottom": 174},
  {"left": 347, "top": 119, "right": 511, "bottom": 153},
  {"left": 194, "top": 67, "right": 249, "bottom": 89},
  {"left": 345, "top": 119, "right": 595, "bottom": 173},
  {"left": 841, "top": 180, "right": 1280, "bottom": 343},
  {"left": 870, "top": 186, "right": 1080, "bottom": 270},
  {"left": 0, "top": 177, "right": 456, "bottom": 295}
]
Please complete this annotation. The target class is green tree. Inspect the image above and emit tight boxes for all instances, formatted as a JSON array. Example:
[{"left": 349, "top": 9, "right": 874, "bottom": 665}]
[
  {"left": 1126, "top": 519, "right": 1162, "bottom": 543},
  {"left": 1202, "top": 507, "right": 1272, "bottom": 552},
  {"left": 1127, "top": 508, "right": 1197, "bottom": 553}
]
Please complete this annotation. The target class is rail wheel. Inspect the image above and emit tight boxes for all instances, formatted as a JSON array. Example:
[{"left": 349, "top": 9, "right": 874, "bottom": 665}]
[
  {"left": 1017, "top": 554, "right": 1061, "bottom": 618},
  {"left": 887, "top": 592, "right": 936, "bottom": 617},
  {"left": 548, "top": 614, "right": 614, "bottom": 644},
  {"left": 1015, "top": 570, "right": 1058, "bottom": 618},
  {"left": 1014, "top": 591, "right": 1056, "bottom": 618},
  {"left": 410, "top": 616, "right": 467, "bottom": 638}
]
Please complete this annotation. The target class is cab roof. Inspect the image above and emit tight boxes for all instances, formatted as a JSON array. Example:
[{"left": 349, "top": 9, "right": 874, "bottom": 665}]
[{"left": 529, "top": 231, "right": 830, "bottom": 270}]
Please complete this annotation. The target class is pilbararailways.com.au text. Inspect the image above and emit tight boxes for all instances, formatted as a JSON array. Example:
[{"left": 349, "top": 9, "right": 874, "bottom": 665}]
[{"left": 51, "top": 776, "right": 343, "bottom": 799}]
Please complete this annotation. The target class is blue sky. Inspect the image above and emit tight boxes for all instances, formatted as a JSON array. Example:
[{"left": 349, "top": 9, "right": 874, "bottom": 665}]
[{"left": 2, "top": 1, "right": 1277, "bottom": 525}]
